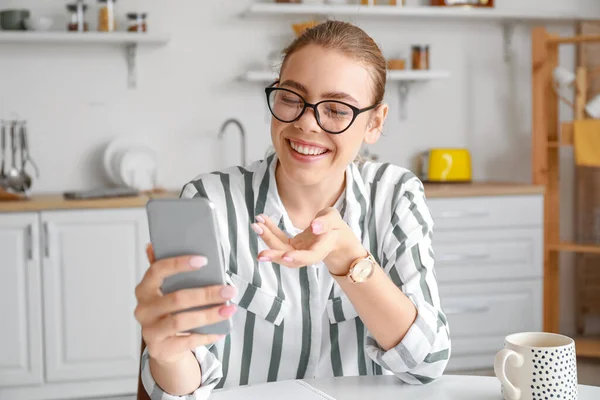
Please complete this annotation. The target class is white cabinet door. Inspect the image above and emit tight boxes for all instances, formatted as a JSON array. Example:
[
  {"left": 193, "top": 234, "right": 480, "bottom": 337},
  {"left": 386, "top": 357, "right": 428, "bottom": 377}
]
[
  {"left": 40, "top": 208, "right": 149, "bottom": 383},
  {"left": 0, "top": 213, "right": 43, "bottom": 387}
]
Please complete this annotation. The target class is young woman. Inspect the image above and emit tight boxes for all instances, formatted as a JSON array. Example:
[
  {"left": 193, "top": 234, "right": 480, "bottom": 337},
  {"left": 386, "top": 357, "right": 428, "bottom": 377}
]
[{"left": 135, "top": 20, "right": 450, "bottom": 399}]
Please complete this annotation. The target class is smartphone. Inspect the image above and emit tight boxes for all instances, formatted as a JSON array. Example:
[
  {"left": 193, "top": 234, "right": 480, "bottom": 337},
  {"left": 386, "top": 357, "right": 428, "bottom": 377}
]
[{"left": 146, "top": 197, "right": 233, "bottom": 336}]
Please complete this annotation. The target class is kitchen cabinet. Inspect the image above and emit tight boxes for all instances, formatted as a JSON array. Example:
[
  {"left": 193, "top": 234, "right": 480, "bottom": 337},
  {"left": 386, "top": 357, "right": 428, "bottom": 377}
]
[
  {"left": 427, "top": 194, "right": 544, "bottom": 372},
  {"left": 40, "top": 208, "right": 149, "bottom": 383},
  {"left": 0, "top": 213, "right": 43, "bottom": 387},
  {"left": 0, "top": 207, "right": 150, "bottom": 400}
]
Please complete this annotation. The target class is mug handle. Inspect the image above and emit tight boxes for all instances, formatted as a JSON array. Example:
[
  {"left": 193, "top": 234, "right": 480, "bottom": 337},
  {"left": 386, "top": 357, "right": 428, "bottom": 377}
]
[{"left": 494, "top": 349, "right": 524, "bottom": 400}]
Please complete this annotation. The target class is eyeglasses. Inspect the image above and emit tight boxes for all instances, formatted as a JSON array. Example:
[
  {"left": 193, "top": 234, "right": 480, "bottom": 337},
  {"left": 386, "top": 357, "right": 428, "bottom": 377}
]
[{"left": 265, "top": 83, "right": 379, "bottom": 134}]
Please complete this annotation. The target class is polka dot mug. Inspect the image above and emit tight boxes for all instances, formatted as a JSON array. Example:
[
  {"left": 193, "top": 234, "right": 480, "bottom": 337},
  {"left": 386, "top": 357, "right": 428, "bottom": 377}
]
[{"left": 494, "top": 332, "right": 578, "bottom": 400}]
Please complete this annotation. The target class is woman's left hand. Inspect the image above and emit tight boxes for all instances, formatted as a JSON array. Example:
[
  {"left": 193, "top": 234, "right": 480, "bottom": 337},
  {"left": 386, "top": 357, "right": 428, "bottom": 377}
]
[{"left": 252, "top": 208, "right": 366, "bottom": 275}]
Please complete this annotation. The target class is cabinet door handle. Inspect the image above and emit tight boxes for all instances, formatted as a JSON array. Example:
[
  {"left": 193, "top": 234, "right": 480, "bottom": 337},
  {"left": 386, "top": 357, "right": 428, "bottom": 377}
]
[
  {"left": 445, "top": 305, "right": 490, "bottom": 316},
  {"left": 438, "top": 252, "right": 491, "bottom": 262},
  {"left": 43, "top": 222, "right": 50, "bottom": 258},
  {"left": 439, "top": 210, "right": 489, "bottom": 219},
  {"left": 26, "top": 224, "right": 33, "bottom": 261}
]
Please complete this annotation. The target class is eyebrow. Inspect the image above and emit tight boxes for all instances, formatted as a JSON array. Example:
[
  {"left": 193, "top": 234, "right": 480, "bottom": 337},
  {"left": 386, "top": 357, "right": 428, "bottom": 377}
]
[{"left": 279, "top": 79, "right": 360, "bottom": 105}]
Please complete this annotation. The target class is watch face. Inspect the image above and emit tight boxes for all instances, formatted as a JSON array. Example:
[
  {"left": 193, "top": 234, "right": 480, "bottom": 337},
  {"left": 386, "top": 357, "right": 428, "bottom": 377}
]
[{"left": 352, "top": 259, "right": 374, "bottom": 282}]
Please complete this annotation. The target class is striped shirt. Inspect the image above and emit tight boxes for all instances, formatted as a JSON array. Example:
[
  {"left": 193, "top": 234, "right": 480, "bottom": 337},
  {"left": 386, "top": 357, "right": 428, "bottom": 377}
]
[{"left": 141, "top": 153, "right": 451, "bottom": 399}]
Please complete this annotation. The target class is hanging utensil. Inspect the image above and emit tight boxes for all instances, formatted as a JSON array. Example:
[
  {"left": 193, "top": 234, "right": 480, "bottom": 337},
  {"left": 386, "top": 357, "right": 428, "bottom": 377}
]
[
  {"left": 20, "top": 121, "right": 39, "bottom": 179},
  {"left": 0, "top": 121, "right": 7, "bottom": 189},
  {"left": 6, "top": 120, "right": 25, "bottom": 192},
  {"left": 20, "top": 122, "right": 33, "bottom": 191}
]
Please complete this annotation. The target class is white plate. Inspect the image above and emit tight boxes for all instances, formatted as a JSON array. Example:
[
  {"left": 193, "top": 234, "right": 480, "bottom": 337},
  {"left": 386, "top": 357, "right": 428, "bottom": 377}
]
[
  {"left": 103, "top": 138, "right": 157, "bottom": 187},
  {"left": 119, "top": 147, "right": 157, "bottom": 191}
]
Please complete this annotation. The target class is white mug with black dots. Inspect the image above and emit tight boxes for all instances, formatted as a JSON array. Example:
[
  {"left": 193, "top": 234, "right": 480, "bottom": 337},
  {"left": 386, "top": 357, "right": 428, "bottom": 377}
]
[{"left": 494, "top": 332, "right": 578, "bottom": 400}]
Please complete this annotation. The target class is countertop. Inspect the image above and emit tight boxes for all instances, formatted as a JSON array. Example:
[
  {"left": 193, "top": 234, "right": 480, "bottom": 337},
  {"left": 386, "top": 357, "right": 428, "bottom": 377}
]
[{"left": 0, "top": 182, "right": 544, "bottom": 213}]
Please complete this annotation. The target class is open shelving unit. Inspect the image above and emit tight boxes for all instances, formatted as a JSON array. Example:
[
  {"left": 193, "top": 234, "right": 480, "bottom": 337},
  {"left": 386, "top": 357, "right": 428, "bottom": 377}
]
[
  {"left": 242, "top": 69, "right": 450, "bottom": 120},
  {"left": 532, "top": 27, "right": 600, "bottom": 359},
  {"left": 0, "top": 31, "right": 170, "bottom": 88}
]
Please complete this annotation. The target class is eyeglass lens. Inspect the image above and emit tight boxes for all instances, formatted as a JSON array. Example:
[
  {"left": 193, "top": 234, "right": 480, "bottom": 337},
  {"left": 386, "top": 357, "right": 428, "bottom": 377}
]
[{"left": 268, "top": 89, "right": 354, "bottom": 133}]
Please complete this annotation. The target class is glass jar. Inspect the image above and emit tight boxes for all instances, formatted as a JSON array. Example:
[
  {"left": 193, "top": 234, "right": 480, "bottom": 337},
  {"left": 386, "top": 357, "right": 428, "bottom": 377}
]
[
  {"left": 127, "top": 13, "right": 147, "bottom": 32},
  {"left": 98, "top": 0, "right": 116, "bottom": 32},
  {"left": 67, "top": 1, "right": 88, "bottom": 32},
  {"left": 412, "top": 45, "right": 430, "bottom": 70}
]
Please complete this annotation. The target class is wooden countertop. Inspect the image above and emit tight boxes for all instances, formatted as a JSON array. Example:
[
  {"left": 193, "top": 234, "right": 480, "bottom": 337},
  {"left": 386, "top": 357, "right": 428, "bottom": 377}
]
[
  {"left": 0, "top": 182, "right": 544, "bottom": 213},
  {"left": 423, "top": 181, "right": 545, "bottom": 198}
]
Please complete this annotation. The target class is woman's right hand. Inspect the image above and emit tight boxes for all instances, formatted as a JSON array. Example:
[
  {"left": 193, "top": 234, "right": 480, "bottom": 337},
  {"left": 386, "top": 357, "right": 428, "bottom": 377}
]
[{"left": 134, "top": 244, "right": 237, "bottom": 366}]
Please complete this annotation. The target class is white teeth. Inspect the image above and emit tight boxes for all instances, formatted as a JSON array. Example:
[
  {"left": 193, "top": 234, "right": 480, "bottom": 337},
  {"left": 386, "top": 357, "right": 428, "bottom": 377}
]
[{"left": 289, "top": 140, "right": 327, "bottom": 156}]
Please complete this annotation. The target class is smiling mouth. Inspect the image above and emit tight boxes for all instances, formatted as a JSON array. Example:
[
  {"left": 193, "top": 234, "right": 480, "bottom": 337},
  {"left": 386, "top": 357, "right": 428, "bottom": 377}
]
[{"left": 287, "top": 139, "right": 330, "bottom": 156}]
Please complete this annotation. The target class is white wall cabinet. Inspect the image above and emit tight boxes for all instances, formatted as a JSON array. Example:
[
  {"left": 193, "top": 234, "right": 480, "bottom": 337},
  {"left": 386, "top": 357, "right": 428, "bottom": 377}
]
[{"left": 0, "top": 208, "right": 149, "bottom": 400}]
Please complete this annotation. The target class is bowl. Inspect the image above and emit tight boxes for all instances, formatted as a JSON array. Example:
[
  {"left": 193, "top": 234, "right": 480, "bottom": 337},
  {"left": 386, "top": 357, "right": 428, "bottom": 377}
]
[
  {"left": 25, "top": 16, "right": 54, "bottom": 31},
  {"left": 0, "top": 9, "right": 31, "bottom": 31}
]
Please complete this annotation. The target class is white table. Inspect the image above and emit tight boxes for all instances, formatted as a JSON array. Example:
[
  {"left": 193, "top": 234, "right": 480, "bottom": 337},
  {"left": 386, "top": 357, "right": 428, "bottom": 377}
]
[{"left": 211, "top": 374, "right": 600, "bottom": 399}]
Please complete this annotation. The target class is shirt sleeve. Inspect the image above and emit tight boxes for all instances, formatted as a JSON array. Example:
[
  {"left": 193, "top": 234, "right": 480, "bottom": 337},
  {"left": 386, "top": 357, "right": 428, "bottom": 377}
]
[
  {"left": 140, "top": 345, "right": 223, "bottom": 400},
  {"left": 139, "top": 181, "right": 227, "bottom": 399},
  {"left": 364, "top": 175, "right": 451, "bottom": 384}
]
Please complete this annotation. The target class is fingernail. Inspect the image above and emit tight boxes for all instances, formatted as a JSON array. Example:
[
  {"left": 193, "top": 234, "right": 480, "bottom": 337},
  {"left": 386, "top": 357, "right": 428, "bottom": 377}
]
[
  {"left": 219, "top": 304, "right": 237, "bottom": 318},
  {"left": 251, "top": 223, "right": 263, "bottom": 235},
  {"left": 283, "top": 256, "right": 294, "bottom": 263},
  {"left": 256, "top": 215, "right": 265, "bottom": 224},
  {"left": 258, "top": 256, "right": 271, "bottom": 262},
  {"left": 312, "top": 221, "right": 323, "bottom": 234},
  {"left": 220, "top": 285, "right": 237, "bottom": 300},
  {"left": 189, "top": 256, "right": 207, "bottom": 268}
]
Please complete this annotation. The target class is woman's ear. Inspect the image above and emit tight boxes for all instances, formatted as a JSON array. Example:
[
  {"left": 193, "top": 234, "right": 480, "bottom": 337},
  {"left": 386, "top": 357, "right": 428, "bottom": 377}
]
[{"left": 365, "top": 104, "right": 388, "bottom": 145}]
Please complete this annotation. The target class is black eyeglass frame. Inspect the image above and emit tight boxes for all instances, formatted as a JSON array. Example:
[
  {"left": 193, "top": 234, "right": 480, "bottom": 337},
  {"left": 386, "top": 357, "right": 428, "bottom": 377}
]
[{"left": 264, "top": 81, "right": 380, "bottom": 134}]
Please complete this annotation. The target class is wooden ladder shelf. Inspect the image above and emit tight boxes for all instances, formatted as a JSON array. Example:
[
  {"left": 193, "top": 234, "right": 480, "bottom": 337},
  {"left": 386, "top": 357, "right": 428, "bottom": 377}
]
[{"left": 532, "top": 27, "right": 600, "bottom": 359}]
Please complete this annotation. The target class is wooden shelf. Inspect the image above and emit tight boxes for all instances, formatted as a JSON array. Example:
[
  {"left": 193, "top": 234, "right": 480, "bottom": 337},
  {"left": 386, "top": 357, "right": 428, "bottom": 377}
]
[
  {"left": 575, "top": 337, "right": 600, "bottom": 358},
  {"left": 245, "top": 3, "right": 599, "bottom": 22},
  {"left": 548, "top": 242, "right": 600, "bottom": 254},
  {"left": 0, "top": 32, "right": 170, "bottom": 89}
]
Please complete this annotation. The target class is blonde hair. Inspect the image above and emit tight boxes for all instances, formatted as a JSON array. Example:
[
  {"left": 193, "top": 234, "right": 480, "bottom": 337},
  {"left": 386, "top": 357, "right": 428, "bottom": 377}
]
[{"left": 280, "top": 20, "right": 387, "bottom": 105}]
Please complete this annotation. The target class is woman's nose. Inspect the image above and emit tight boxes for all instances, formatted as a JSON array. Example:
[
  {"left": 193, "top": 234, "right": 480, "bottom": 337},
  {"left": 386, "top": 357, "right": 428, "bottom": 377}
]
[{"left": 294, "top": 107, "right": 321, "bottom": 134}]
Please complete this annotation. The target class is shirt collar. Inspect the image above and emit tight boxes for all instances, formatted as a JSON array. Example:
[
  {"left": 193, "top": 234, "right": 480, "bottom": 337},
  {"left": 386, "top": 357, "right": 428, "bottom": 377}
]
[{"left": 256, "top": 153, "right": 370, "bottom": 240}]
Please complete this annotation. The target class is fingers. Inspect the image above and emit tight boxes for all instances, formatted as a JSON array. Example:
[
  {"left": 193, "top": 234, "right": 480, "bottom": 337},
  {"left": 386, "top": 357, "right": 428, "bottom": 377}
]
[
  {"left": 146, "top": 333, "right": 225, "bottom": 362},
  {"left": 255, "top": 214, "right": 288, "bottom": 243},
  {"left": 136, "top": 254, "right": 208, "bottom": 303},
  {"left": 252, "top": 216, "right": 292, "bottom": 252},
  {"left": 146, "top": 243, "right": 156, "bottom": 264},
  {"left": 135, "top": 285, "right": 237, "bottom": 325},
  {"left": 310, "top": 207, "right": 343, "bottom": 235},
  {"left": 144, "top": 304, "right": 237, "bottom": 343}
]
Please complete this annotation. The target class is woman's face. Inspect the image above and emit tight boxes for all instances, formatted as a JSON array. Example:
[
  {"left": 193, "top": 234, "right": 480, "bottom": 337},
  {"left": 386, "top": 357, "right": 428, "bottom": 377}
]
[{"left": 271, "top": 44, "right": 388, "bottom": 187}]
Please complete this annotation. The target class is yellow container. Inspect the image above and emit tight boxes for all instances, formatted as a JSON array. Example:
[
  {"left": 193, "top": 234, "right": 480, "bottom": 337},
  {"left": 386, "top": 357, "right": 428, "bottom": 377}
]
[{"left": 418, "top": 148, "right": 472, "bottom": 182}]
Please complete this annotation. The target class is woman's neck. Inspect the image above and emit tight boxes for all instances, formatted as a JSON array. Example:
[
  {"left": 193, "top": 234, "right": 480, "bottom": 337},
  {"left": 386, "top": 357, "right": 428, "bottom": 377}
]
[{"left": 275, "top": 163, "right": 346, "bottom": 230}]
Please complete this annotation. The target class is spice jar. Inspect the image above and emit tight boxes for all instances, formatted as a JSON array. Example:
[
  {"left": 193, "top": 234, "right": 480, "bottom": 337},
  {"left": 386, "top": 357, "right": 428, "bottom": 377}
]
[
  {"left": 98, "top": 0, "right": 116, "bottom": 32},
  {"left": 67, "top": 1, "right": 88, "bottom": 32},
  {"left": 127, "top": 13, "right": 147, "bottom": 32},
  {"left": 412, "top": 45, "right": 430, "bottom": 70}
]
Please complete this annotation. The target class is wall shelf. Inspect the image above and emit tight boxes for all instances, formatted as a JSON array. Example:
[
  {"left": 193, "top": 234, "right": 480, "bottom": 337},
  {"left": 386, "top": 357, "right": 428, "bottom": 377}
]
[
  {"left": 245, "top": 3, "right": 598, "bottom": 22},
  {"left": 0, "top": 32, "right": 170, "bottom": 89},
  {"left": 243, "top": 69, "right": 449, "bottom": 120}
]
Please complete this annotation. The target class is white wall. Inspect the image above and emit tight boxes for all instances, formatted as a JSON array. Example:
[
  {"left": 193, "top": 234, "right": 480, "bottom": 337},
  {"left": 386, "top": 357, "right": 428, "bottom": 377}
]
[{"left": 1, "top": 0, "right": 598, "bottom": 334}]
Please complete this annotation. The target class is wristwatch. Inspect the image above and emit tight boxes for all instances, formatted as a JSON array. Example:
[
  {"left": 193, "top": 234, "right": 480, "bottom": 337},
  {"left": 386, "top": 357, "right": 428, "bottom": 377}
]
[{"left": 331, "top": 251, "right": 377, "bottom": 283}]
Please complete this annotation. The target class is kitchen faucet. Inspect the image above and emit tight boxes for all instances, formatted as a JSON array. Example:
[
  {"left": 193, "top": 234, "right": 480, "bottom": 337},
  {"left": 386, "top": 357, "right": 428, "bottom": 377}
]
[{"left": 218, "top": 118, "right": 247, "bottom": 167}]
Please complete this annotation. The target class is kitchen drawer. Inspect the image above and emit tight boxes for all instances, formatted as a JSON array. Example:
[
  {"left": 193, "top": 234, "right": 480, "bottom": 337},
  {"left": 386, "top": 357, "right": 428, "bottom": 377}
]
[
  {"left": 427, "top": 195, "right": 543, "bottom": 231},
  {"left": 433, "top": 228, "right": 543, "bottom": 283},
  {"left": 440, "top": 279, "right": 542, "bottom": 370}
]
